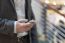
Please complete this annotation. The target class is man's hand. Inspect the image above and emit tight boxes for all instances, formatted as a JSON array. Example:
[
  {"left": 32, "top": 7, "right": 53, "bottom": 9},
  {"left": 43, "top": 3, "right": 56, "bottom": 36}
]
[{"left": 16, "top": 19, "right": 35, "bottom": 33}]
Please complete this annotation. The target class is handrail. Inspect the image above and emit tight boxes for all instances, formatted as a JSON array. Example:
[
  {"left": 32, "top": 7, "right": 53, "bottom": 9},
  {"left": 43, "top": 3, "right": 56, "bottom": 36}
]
[{"left": 47, "top": 4, "right": 65, "bottom": 18}]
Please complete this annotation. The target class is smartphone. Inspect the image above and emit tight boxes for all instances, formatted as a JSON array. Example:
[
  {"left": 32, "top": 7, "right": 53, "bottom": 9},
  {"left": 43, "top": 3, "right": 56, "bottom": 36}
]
[
  {"left": 18, "top": 19, "right": 28, "bottom": 23},
  {"left": 29, "top": 20, "right": 36, "bottom": 25}
]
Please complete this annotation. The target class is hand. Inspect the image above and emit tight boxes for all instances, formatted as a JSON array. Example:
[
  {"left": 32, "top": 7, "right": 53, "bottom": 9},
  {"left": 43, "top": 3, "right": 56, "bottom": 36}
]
[{"left": 16, "top": 19, "right": 34, "bottom": 33}]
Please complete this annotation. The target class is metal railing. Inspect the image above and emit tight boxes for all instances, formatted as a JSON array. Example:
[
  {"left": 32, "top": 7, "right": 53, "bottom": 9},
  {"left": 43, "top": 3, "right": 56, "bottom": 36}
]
[{"left": 46, "top": 17, "right": 65, "bottom": 43}]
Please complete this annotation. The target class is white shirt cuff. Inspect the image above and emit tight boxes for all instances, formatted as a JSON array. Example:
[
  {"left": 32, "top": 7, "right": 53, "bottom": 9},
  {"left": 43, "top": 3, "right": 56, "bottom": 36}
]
[{"left": 14, "top": 21, "right": 17, "bottom": 33}]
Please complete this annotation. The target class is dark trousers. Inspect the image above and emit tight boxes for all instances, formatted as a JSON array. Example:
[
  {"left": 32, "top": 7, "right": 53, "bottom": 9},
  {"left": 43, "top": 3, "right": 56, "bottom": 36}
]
[
  {"left": 18, "top": 35, "right": 30, "bottom": 43},
  {"left": 0, "top": 33, "right": 29, "bottom": 43}
]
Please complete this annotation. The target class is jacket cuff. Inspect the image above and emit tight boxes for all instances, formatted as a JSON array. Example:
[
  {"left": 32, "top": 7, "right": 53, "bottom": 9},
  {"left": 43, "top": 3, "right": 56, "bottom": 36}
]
[{"left": 5, "top": 20, "right": 15, "bottom": 33}]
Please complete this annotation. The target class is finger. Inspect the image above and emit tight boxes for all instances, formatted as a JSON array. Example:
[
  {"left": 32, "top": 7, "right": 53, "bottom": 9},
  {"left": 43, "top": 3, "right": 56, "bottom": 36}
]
[
  {"left": 25, "top": 25, "right": 33, "bottom": 29},
  {"left": 20, "top": 23, "right": 33, "bottom": 32},
  {"left": 25, "top": 23, "right": 33, "bottom": 31}
]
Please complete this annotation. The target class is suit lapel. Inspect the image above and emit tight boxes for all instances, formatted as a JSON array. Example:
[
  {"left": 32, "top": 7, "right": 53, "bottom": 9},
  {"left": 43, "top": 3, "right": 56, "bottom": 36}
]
[
  {"left": 10, "top": 0, "right": 17, "bottom": 19},
  {"left": 10, "top": 0, "right": 15, "bottom": 9}
]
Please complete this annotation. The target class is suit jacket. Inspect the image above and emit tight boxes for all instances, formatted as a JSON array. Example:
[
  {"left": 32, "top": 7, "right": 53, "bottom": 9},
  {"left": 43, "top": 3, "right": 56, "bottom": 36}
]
[{"left": 0, "top": 0, "right": 29, "bottom": 43}]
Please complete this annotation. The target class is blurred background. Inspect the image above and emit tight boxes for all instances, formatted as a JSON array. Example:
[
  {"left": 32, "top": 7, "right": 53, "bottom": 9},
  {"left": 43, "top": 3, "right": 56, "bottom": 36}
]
[{"left": 33, "top": 0, "right": 65, "bottom": 43}]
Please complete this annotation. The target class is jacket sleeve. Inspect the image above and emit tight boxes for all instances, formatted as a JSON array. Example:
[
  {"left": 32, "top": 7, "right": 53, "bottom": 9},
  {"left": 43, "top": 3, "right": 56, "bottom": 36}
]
[{"left": 0, "top": 18, "right": 15, "bottom": 33}]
